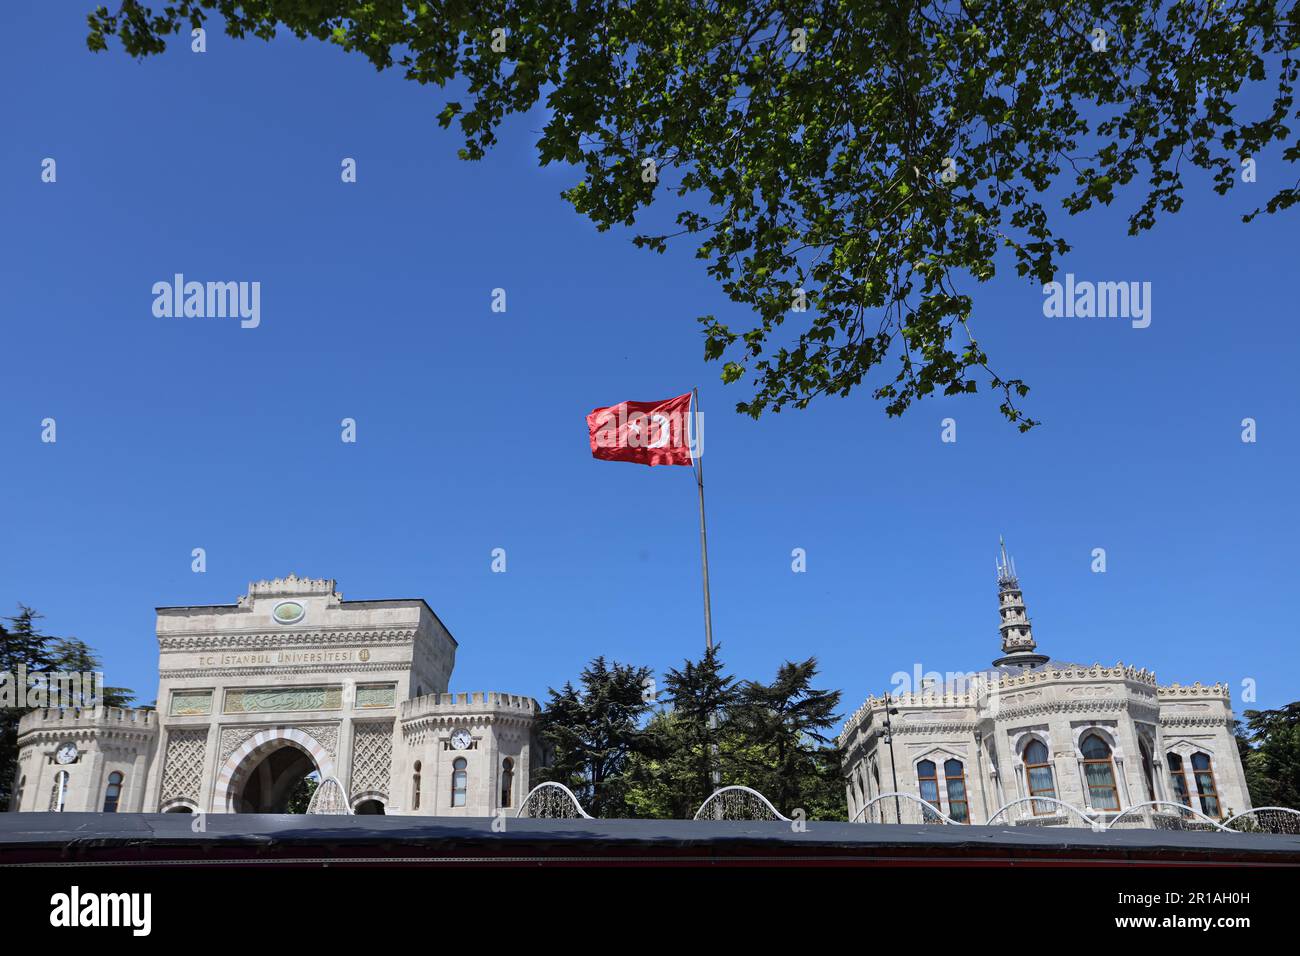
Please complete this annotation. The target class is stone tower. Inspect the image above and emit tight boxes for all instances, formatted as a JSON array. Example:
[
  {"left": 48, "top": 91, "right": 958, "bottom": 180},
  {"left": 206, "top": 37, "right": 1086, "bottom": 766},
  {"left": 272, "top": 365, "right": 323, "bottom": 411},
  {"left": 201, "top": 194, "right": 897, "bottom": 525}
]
[{"left": 992, "top": 538, "right": 1049, "bottom": 668}]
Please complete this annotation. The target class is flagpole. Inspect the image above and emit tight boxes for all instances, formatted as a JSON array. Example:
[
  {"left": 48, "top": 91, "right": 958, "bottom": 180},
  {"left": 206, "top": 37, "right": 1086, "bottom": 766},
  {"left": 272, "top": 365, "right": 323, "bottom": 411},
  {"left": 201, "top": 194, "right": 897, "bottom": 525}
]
[
  {"left": 692, "top": 388, "right": 721, "bottom": 792},
  {"left": 691, "top": 387, "right": 714, "bottom": 652}
]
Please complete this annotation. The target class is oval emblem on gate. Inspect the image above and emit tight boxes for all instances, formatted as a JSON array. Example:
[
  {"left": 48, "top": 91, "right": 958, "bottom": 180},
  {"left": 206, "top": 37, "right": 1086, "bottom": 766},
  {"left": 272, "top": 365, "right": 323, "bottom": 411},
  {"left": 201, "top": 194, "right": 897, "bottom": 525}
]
[{"left": 272, "top": 601, "right": 305, "bottom": 624}]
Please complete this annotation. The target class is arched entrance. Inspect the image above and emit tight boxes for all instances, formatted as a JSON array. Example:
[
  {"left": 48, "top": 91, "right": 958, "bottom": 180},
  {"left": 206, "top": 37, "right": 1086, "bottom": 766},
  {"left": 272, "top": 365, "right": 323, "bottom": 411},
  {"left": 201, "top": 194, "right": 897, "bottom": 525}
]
[
  {"left": 215, "top": 727, "right": 338, "bottom": 813},
  {"left": 350, "top": 788, "right": 387, "bottom": 814},
  {"left": 236, "top": 742, "right": 318, "bottom": 813}
]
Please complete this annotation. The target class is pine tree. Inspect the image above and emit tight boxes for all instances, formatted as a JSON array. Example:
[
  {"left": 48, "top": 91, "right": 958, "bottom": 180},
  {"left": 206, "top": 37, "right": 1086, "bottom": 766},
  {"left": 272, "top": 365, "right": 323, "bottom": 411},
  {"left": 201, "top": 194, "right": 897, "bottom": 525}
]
[
  {"left": 0, "top": 607, "right": 136, "bottom": 809},
  {"left": 532, "top": 657, "right": 654, "bottom": 818},
  {"left": 0, "top": 608, "right": 55, "bottom": 809},
  {"left": 661, "top": 643, "right": 739, "bottom": 811},
  {"left": 46, "top": 636, "right": 136, "bottom": 710},
  {"left": 731, "top": 658, "right": 843, "bottom": 818},
  {"left": 1239, "top": 703, "right": 1300, "bottom": 809}
]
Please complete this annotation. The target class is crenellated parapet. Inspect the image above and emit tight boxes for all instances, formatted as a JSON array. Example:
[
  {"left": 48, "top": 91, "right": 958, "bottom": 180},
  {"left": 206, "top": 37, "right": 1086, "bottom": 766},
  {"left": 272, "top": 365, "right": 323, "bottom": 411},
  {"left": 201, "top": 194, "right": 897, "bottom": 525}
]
[
  {"left": 239, "top": 573, "right": 341, "bottom": 604},
  {"left": 1158, "top": 681, "right": 1231, "bottom": 701},
  {"left": 998, "top": 662, "right": 1158, "bottom": 689},
  {"left": 871, "top": 689, "right": 981, "bottom": 709},
  {"left": 395, "top": 686, "right": 538, "bottom": 764},
  {"left": 838, "top": 699, "right": 881, "bottom": 747},
  {"left": 400, "top": 691, "right": 538, "bottom": 732},
  {"left": 838, "top": 662, "right": 1164, "bottom": 747},
  {"left": 17, "top": 705, "right": 159, "bottom": 743}
]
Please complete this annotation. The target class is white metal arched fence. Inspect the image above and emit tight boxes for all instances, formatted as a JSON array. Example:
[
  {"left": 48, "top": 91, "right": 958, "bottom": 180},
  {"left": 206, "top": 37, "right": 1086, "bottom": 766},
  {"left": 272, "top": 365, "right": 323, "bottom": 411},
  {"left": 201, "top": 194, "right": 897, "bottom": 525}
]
[
  {"left": 1105, "top": 800, "right": 1233, "bottom": 832},
  {"left": 305, "top": 775, "right": 352, "bottom": 815},
  {"left": 1223, "top": 806, "right": 1300, "bottom": 834},
  {"left": 694, "top": 785, "right": 789, "bottom": 822},
  {"left": 852, "top": 792, "right": 957, "bottom": 825},
  {"left": 985, "top": 796, "right": 1103, "bottom": 829},
  {"left": 515, "top": 782, "right": 592, "bottom": 819}
]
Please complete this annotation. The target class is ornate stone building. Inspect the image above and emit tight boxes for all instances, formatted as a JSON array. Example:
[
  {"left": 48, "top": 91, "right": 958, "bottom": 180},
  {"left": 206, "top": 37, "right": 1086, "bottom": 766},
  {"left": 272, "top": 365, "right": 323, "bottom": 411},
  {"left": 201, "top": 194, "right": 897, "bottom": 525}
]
[
  {"left": 11, "top": 576, "right": 538, "bottom": 816},
  {"left": 838, "top": 543, "right": 1252, "bottom": 827}
]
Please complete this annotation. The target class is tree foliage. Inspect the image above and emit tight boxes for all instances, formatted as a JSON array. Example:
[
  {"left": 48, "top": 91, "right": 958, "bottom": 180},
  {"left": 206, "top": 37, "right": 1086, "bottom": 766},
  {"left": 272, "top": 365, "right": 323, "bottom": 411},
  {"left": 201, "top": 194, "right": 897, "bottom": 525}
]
[
  {"left": 1237, "top": 702, "right": 1300, "bottom": 809},
  {"left": 542, "top": 647, "right": 844, "bottom": 819},
  {"left": 286, "top": 774, "right": 319, "bottom": 813},
  {"left": 658, "top": 643, "right": 738, "bottom": 803},
  {"left": 729, "top": 656, "right": 843, "bottom": 816},
  {"left": 87, "top": 1, "right": 1299, "bottom": 427},
  {"left": 1, "top": 606, "right": 137, "bottom": 809},
  {"left": 532, "top": 656, "right": 655, "bottom": 817}
]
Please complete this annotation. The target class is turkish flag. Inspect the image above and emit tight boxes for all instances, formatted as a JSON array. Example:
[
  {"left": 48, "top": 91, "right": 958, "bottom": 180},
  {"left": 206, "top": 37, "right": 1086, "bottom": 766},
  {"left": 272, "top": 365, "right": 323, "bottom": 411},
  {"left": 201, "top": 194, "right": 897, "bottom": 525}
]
[{"left": 587, "top": 393, "right": 694, "bottom": 466}]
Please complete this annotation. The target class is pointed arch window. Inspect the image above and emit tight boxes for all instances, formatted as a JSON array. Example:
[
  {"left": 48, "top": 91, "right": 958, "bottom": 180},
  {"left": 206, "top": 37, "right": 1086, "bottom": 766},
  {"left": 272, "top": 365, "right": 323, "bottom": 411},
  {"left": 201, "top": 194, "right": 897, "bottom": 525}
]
[
  {"left": 102, "top": 771, "right": 124, "bottom": 813},
  {"left": 943, "top": 759, "right": 969, "bottom": 823},
  {"left": 412, "top": 761, "right": 422, "bottom": 811},
  {"left": 500, "top": 757, "right": 514, "bottom": 808},
  {"left": 1191, "top": 752, "right": 1221, "bottom": 817},
  {"left": 1023, "top": 739, "right": 1056, "bottom": 814},
  {"left": 451, "top": 757, "right": 467, "bottom": 807},
  {"left": 1168, "top": 752, "right": 1192, "bottom": 808},
  {"left": 1080, "top": 733, "right": 1120, "bottom": 811},
  {"left": 917, "top": 759, "right": 940, "bottom": 808},
  {"left": 15, "top": 775, "right": 25, "bottom": 812}
]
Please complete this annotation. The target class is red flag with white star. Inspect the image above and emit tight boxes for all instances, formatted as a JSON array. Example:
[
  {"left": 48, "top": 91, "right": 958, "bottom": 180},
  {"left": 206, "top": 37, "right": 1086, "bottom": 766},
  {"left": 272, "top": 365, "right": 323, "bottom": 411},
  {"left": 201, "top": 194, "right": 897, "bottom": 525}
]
[{"left": 586, "top": 393, "right": 694, "bottom": 466}]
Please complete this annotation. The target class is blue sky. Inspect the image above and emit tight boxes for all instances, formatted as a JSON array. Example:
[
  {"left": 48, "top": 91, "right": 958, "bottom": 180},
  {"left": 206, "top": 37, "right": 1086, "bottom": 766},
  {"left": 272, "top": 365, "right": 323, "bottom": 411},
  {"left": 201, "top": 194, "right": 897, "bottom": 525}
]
[{"left": 1, "top": 6, "right": 1296, "bottom": 724}]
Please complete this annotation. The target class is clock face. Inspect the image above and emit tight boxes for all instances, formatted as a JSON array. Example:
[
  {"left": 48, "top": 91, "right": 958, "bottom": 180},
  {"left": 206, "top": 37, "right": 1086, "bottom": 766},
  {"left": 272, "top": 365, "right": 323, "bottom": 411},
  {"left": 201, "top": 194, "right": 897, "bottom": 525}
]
[
  {"left": 450, "top": 730, "right": 472, "bottom": 750},
  {"left": 55, "top": 742, "right": 78, "bottom": 765}
]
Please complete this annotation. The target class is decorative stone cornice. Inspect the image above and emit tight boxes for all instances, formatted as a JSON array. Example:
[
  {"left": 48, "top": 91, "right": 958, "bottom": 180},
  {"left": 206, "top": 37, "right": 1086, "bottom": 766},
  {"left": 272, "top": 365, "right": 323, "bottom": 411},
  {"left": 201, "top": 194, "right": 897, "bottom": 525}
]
[
  {"left": 1159, "top": 714, "right": 1234, "bottom": 728},
  {"left": 891, "top": 721, "right": 979, "bottom": 735},
  {"left": 18, "top": 725, "right": 158, "bottom": 748},
  {"left": 994, "top": 699, "right": 1161, "bottom": 721},
  {"left": 401, "top": 713, "right": 536, "bottom": 738},
  {"left": 158, "top": 628, "right": 416, "bottom": 652},
  {"left": 160, "top": 661, "right": 411, "bottom": 679}
]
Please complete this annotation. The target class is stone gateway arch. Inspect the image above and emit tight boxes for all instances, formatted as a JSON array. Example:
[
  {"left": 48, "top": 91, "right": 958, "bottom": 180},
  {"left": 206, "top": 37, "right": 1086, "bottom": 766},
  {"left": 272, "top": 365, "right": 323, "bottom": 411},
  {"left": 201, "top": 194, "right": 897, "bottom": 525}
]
[
  {"left": 215, "top": 727, "right": 338, "bottom": 813},
  {"left": 13, "top": 576, "right": 539, "bottom": 816}
]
